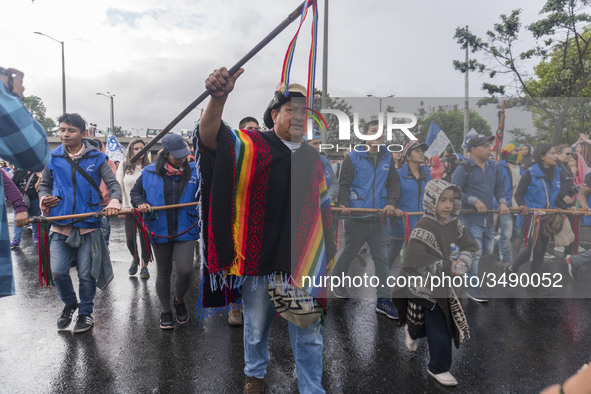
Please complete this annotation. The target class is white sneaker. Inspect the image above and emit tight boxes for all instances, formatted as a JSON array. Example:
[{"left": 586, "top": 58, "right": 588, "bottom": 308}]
[
  {"left": 578, "top": 246, "right": 586, "bottom": 253},
  {"left": 494, "top": 234, "right": 501, "bottom": 241},
  {"left": 405, "top": 325, "right": 418, "bottom": 352},
  {"left": 554, "top": 246, "right": 565, "bottom": 253},
  {"left": 544, "top": 252, "right": 556, "bottom": 260},
  {"left": 428, "top": 370, "right": 458, "bottom": 386}
]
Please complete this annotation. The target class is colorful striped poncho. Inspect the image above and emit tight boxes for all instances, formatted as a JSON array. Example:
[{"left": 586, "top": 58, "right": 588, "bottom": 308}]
[{"left": 195, "top": 123, "right": 335, "bottom": 315}]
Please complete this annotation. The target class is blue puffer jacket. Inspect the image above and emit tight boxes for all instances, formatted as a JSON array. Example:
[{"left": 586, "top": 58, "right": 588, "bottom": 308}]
[
  {"left": 516, "top": 164, "right": 561, "bottom": 228},
  {"left": 347, "top": 149, "right": 393, "bottom": 210},
  {"left": 46, "top": 144, "right": 106, "bottom": 228},
  {"left": 389, "top": 164, "right": 431, "bottom": 236},
  {"left": 140, "top": 162, "right": 200, "bottom": 243}
]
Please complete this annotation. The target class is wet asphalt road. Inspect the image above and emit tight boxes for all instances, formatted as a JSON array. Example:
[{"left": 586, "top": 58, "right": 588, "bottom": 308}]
[{"left": 1, "top": 211, "right": 591, "bottom": 394}]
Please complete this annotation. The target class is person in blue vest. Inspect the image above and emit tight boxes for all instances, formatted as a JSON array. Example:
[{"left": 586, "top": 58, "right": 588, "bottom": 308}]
[
  {"left": 130, "top": 133, "right": 200, "bottom": 329},
  {"left": 507, "top": 144, "right": 568, "bottom": 295},
  {"left": 304, "top": 128, "right": 339, "bottom": 202},
  {"left": 333, "top": 119, "right": 401, "bottom": 319},
  {"left": 567, "top": 171, "right": 591, "bottom": 279},
  {"left": 38, "top": 113, "right": 121, "bottom": 333},
  {"left": 495, "top": 143, "right": 523, "bottom": 268},
  {"left": 451, "top": 134, "right": 510, "bottom": 303},
  {"left": 389, "top": 141, "right": 431, "bottom": 266}
]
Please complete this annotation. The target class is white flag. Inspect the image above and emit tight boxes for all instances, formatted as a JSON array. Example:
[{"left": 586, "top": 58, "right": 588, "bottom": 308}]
[
  {"left": 462, "top": 128, "right": 479, "bottom": 151},
  {"left": 106, "top": 130, "right": 126, "bottom": 163}
]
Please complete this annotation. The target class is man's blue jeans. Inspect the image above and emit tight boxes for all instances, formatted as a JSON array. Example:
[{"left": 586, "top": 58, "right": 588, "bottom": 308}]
[
  {"left": 242, "top": 276, "right": 324, "bottom": 394},
  {"left": 497, "top": 214, "right": 519, "bottom": 263},
  {"left": 461, "top": 219, "right": 494, "bottom": 286},
  {"left": 332, "top": 219, "right": 391, "bottom": 298},
  {"left": 12, "top": 198, "right": 40, "bottom": 243},
  {"left": 50, "top": 232, "right": 96, "bottom": 315}
]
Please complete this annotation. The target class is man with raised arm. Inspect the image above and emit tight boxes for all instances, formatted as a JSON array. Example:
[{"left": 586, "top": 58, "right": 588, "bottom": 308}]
[{"left": 195, "top": 67, "right": 335, "bottom": 394}]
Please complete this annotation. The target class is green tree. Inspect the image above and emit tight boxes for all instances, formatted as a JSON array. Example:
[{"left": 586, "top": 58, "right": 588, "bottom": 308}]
[
  {"left": 112, "top": 125, "right": 129, "bottom": 137},
  {"left": 453, "top": 0, "right": 591, "bottom": 145},
  {"left": 22, "top": 95, "right": 56, "bottom": 135},
  {"left": 415, "top": 104, "right": 492, "bottom": 151}
]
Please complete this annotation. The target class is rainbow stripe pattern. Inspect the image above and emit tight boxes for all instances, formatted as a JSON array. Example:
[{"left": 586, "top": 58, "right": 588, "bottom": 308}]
[
  {"left": 226, "top": 128, "right": 257, "bottom": 277},
  {"left": 278, "top": 0, "right": 319, "bottom": 112},
  {"left": 293, "top": 162, "right": 330, "bottom": 299}
]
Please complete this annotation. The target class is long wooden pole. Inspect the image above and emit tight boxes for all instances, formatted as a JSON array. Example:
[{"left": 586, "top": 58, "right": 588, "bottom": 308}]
[
  {"left": 331, "top": 207, "right": 591, "bottom": 216},
  {"left": 130, "top": 0, "right": 314, "bottom": 164},
  {"left": 27, "top": 202, "right": 200, "bottom": 224},
  {"left": 28, "top": 204, "right": 591, "bottom": 224}
]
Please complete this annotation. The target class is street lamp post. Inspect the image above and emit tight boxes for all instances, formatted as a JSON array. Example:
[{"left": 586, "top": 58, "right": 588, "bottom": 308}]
[
  {"left": 34, "top": 32, "right": 66, "bottom": 114},
  {"left": 367, "top": 94, "right": 395, "bottom": 113},
  {"left": 96, "top": 92, "right": 115, "bottom": 134}
]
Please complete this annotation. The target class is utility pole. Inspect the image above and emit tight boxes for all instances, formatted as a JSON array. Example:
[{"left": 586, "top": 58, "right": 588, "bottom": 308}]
[
  {"left": 34, "top": 32, "right": 66, "bottom": 114},
  {"left": 463, "top": 25, "right": 469, "bottom": 151},
  {"left": 321, "top": 0, "right": 329, "bottom": 144},
  {"left": 96, "top": 92, "right": 115, "bottom": 134}
]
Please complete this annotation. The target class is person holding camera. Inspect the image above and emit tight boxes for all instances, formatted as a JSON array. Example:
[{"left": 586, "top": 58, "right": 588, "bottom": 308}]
[{"left": 0, "top": 67, "right": 50, "bottom": 298}]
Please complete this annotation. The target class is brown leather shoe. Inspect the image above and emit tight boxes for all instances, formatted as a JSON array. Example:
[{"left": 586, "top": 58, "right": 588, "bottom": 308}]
[
  {"left": 228, "top": 304, "right": 243, "bottom": 326},
  {"left": 244, "top": 376, "right": 264, "bottom": 394}
]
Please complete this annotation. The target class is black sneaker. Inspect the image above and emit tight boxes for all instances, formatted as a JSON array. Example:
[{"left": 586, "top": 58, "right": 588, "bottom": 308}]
[
  {"left": 57, "top": 303, "right": 79, "bottom": 330},
  {"left": 160, "top": 311, "right": 175, "bottom": 329},
  {"left": 174, "top": 299, "right": 189, "bottom": 324},
  {"left": 140, "top": 266, "right": 150, "bottom": 279},
  {"left": 129, "top": 260, "right": 138, "bottom": 276},
  {"left": 72, "top": 314, "right": 93, "bottom": 333}
]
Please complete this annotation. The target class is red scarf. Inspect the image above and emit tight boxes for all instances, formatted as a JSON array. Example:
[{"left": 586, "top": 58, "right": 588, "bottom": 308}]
[{"left": 165, "top": 162, "right": 183, "bottom": 176}]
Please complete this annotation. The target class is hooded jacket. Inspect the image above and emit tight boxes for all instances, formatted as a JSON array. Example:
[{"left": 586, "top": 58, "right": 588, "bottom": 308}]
[
  {"left": 429, "top": 156, "right": 444, "bottom": 180},
  {"left": 392, "top": 180, "right": 479, "bottom": 348}
]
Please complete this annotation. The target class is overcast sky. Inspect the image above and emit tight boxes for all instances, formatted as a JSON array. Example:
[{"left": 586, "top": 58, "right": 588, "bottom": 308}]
[{"left": 3, "top": 0, "right": 546, "bottom": 136}]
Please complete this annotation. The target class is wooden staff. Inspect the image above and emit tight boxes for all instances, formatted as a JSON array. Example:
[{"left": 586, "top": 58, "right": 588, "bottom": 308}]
[
  {"left": 27, "top": 202, "right": 200, "bottom": 224},
  {"left": 28, "top": 203, "right": 591, "bottom": 224},
  {"left": 130, "top": 1, "right": 314, "bottom": 164},
  {"left": 331, "top": 207, "right": 591, "bottom": 216}
]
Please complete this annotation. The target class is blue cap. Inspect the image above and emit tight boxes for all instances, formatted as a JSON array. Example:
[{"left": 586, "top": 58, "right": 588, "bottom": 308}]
[{"left": 162, "top": 133, "right": 191, "bottom": 159}]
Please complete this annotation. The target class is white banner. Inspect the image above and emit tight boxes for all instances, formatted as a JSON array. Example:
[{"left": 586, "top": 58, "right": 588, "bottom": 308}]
[
  {"left": 462, "top": 128, "right": 479, "bottom": 151},
  {"left": 106, "top": 130, "right": 126, "bottom": 163}
]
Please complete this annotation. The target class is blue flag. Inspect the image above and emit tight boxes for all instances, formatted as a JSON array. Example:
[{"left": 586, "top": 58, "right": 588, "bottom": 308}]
[{"left": 424, "top": 121, "right": 450, "bottom": 158}]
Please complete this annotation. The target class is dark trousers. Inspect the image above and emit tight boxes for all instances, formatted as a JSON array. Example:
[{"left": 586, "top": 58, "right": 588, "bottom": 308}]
[
  {"left": 511, "top": 233, "right": 549, "bottom": 275},
  {"left": 332, "top": 219, "right": 391, "bottom": 298},
  {"left": 124, "top": 215, "right": 136, "bottom": 258},
  {"left": 407, "top": 299, "right": 453, "bottom": 375}
]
